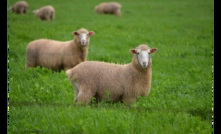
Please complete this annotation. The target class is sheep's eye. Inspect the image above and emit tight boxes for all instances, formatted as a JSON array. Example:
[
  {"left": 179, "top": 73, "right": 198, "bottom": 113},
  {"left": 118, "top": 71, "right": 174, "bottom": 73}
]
[
  {"left": 148, "top": 52, "right": 150, "bottom": 55},
  {"left": 136, "top": 52, "right": 140, "bottom": 55}
]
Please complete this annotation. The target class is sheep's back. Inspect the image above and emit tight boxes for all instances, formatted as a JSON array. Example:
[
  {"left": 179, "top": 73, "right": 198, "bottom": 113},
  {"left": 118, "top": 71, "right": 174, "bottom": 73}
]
[
  {"left": 26, "top": 39, "right": 68, "bottom": 60},
  {"left": 105, "top": 3, "right": 121, "bottom": 11},
  {"left": 27, "top": 39, "right": 64, "bottom": 50},
  {"left": 26, "top": 39, "right": 71, "bottom": 70},
  {"left": 73, "top": 61, "right": 125, "bottom": 81},
  {"left": 37, "top": 6, "right": 54, "bottom": 16}
]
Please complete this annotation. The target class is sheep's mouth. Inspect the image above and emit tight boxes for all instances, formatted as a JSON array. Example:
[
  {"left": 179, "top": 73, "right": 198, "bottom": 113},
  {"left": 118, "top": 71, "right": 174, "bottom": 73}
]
[
  {"left": 142, "top": 65, "right": 148, "bottom": 69},
  {"left": 80, "top": 41, "right": 87, "bottom": 46}
]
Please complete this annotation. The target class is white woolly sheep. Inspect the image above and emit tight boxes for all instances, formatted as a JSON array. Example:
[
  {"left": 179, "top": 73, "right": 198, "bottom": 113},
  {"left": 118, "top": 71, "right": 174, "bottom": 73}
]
[
  {"left": 25, "top": 28, "right": 95, "bottom": 71},
  {"left": 66, "top": 44, "right": 157, "bottom": 105},
  {"left": 95, "top": 2, "right": 122, "bottom": 16},
  {"left": 11, "top": 1, "right": 28, "bottom": 14},
  {"left": 33, "top": 5, "right": 55, "bottom": 21}
]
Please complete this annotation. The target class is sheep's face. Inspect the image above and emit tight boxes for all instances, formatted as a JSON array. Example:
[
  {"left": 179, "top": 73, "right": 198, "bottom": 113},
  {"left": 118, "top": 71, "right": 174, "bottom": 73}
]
[
  {"left": 130, "top": 47, "right": 157, "bottom": 69},
  {"left": 73, "top": 31, "right": 95, "bottom": 46}
]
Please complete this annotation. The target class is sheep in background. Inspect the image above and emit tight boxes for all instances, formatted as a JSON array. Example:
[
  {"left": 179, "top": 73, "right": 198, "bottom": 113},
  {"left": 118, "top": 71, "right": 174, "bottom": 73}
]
[
  {"left": 66, "top": 44, "right": 157, "bottom": 105},
  {"left": 26, "top": 28, "right": 95, "bottom": 71},
  {"left": 33, "top": 5, "right": 55, "bottom": 21},
  {"left": 11, "top": 1, "right": 28, "bottom": 14},
  {"left": 95, "top": 2, "right": 122, "bottom": 16}
]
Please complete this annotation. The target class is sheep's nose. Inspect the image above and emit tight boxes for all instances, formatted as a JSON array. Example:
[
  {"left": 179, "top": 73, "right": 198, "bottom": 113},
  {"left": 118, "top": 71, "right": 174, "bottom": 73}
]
[
  {"left": 142, "top": 62, "right": 147, "bottom": 67},
  {"left": 81, "top": 40, "right": 86, "bottom": 45}
]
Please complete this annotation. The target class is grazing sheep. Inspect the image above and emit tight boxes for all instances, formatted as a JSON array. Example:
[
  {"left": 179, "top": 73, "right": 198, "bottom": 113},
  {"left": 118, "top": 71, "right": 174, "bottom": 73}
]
[
  {"left": 11, "top": 1, "right": 28, "bottom": 14},
  {"left": 66, "top": 44, "right": 158, "bottom": 105},
  {"left": 25, "top": 28, "right": 95, "bottom": 71},
  {"left": 33, "top": 5, "right": 55, "bottom": 21},
  {"left": 95, "top": 2, "right": 122, "bottom": 16}
]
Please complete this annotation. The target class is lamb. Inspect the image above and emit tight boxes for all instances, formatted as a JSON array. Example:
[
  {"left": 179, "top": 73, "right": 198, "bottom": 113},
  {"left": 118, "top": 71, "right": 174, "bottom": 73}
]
[
  {"left": 66, "top": 44, "right": 157, "bottom": 105},
  {"left": 11, "top": 1, "right": 28, "bottom": 14},
  {"left": 33, "top": 5, "right": 55, "bottom": 21},
  {"left": 95, "top": 2, "right": 122, "bottom": 16},
  {"left": 25, "top": 28, "right": 95, "bottom": 71}
]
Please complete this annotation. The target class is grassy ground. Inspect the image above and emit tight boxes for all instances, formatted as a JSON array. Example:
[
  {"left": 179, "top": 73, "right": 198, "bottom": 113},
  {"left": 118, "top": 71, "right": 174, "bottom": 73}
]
[{"left": 7, "top": 0, "right": 213, "bottom": 133}]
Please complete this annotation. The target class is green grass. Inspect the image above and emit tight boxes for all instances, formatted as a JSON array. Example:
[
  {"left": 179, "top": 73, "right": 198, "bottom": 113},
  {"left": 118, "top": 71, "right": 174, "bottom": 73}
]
[{"left": 8, "top": 0, "right": 213, "bottom": 133}]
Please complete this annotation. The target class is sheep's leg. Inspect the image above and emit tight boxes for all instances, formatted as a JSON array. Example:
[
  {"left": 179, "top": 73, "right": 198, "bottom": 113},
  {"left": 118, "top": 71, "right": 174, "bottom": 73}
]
[
  {"left": 73, "top": 83, "right": 79, "bottom": 104},
  {"left": 115, "top": 9, "right": 121, "bottom": 16},
  {"left": 25, "top": 59, "right": 37, "bottom": 68},
  {"left": 50, "top": 13, "right": 53, "bottom": 20},
  {"left": 122, "top": 97, "right": 136, "bottom": 106},
  {"left": 46, "top": 15, "right": 50, "bottom": 21},
  {"left": 74, "top": 87, "right": 93, "bottom": 106},
  {"left": 26, "top": 50, "right": 38, "bottom": 68},
  {"left": 73, "top": 89, "right": 79, "bottom": 104}
]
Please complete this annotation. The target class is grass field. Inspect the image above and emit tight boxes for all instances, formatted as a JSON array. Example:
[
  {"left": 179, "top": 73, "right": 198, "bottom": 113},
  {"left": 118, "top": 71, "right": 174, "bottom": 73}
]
[{"left": 7, "top": 0, "right": 214, "bottom": 133}]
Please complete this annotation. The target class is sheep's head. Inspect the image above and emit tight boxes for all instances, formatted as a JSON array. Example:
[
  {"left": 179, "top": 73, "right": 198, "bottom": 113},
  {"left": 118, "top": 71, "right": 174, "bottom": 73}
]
[
  {"left": 33, "top": 9, "right": 39, "bottom": 15},
  {"left": 130, "top": 44, "right": 157, "bottom": 69},
  {"left": 73, "top": 29, "right": 95, "bottom": 46}
]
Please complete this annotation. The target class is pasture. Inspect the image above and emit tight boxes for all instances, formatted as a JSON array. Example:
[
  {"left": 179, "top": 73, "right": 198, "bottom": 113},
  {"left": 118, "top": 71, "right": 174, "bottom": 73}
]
[{"left": 7, "top": 0, "right": 213, "bottom": 133}]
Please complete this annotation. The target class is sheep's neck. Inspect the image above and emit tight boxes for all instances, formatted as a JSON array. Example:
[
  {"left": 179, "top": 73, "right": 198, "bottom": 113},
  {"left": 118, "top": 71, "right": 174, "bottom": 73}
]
[
  {"left": 128, "top": 63, "right": 152, "bottom": 96},
  {"left": 131, "top": 63, "right": 151, "bottom": 76},
  {"left": 131, "top": 62, "right": 152, "bottom": 91},
  {"left": 71, "top": 40, "right": 88, "bottom": 61},
  {"left": 79, "top": 47, "right": 88, "bottom": 61}
]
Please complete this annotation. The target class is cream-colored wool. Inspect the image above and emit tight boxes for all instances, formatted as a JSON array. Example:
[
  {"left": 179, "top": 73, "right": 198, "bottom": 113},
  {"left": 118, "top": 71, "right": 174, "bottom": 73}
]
[
  {"left": 66, "top": 44, "right": 157, "bottom": 105},
  {"left": 33, "top": 5, "right": 55, "bottom": 21},
  {"left": 26, "top": 28, "right": 95, "bottom": 71},
  {"left": 12, "top": 1, "right": 28, "bottom": 14},
  {"left": 95, "top": 2, "right": 122, "bottom": 16}
]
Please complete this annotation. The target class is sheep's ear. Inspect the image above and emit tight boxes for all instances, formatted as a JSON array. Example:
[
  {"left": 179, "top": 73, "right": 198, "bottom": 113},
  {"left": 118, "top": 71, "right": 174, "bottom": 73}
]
[
  {"left": 73, "top": 32, "right": 79, "bottom": 36},
  {"left": 88, "top": 31, "right": 95, "bottom": 36},
  {"left": 130, "top": 49, "right": 136, "bottom": 54},
  {"left": 150, "top": 48, "right": 157, "bottom": 54}
]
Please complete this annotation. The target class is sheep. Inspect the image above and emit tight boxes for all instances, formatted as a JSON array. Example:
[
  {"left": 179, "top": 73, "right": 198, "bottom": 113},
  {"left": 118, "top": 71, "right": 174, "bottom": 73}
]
[
  {"left": 33, "top": 5, "right": 55, "bottom": 21},
  {"left": 25, "top": 28, "right": 95, "bottom": 71},
  {"left": 11, "top": 1, "right": 28, "bottom": 14},
  {"left": 66, "top": 44, "right": 158, "bottom": 105},
  {"left": 95, "top": 2, "right": 122, "bottom": 16}
]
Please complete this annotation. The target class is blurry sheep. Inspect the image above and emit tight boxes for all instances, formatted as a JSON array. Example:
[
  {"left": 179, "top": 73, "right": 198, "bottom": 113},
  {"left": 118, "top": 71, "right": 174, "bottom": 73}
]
[{"left": 95, "top": 2, "right": 122, "bottom": 16}]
